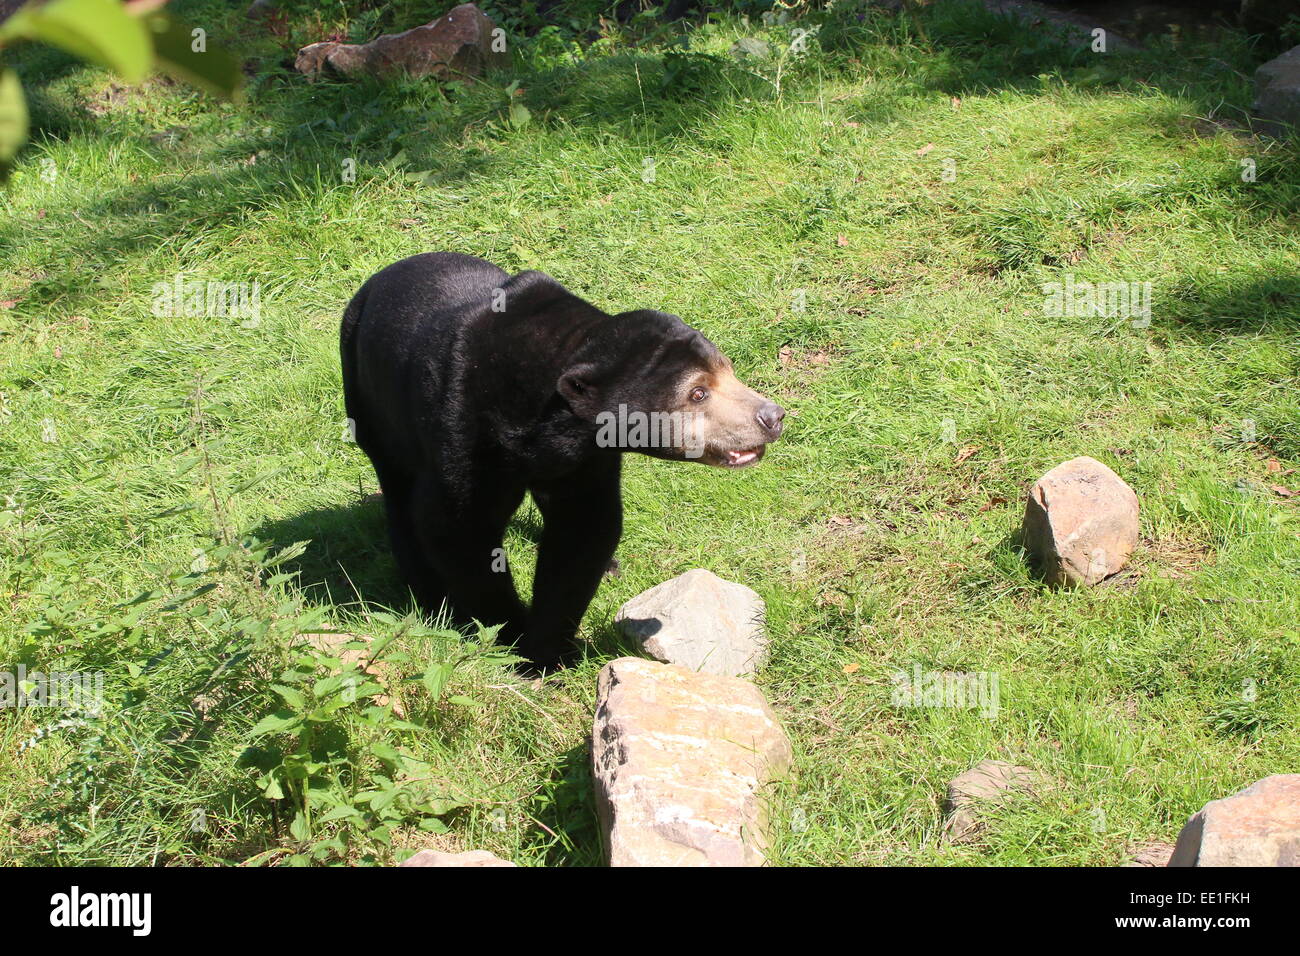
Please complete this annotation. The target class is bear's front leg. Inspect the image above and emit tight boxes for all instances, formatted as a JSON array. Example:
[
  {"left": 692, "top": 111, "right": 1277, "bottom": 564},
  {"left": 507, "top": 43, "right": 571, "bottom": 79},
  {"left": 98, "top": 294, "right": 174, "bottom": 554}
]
[{"left": 525, "top": 460, "right": 623, "bottom": 669}]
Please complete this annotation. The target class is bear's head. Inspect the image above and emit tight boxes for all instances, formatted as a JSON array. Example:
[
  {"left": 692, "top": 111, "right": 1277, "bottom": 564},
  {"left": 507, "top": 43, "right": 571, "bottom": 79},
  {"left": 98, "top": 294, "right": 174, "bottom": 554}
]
[{"left": 557, "top": 311, "right": 785, "bottom": 468}]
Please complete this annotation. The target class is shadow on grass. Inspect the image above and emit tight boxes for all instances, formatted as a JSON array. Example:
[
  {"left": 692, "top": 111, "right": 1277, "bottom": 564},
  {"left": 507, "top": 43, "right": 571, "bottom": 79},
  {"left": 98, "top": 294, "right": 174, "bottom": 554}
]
[
  {"left": 249, "top": 493, "right": 547, "bottom": 616},
  {"left": 529, "top": 741, "right": 604, "bottom": 866}
]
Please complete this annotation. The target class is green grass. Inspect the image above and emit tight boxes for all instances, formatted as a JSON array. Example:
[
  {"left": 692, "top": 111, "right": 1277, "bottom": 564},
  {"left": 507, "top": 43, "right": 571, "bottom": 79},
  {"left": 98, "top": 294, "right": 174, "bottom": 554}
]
[{"left": 1, "top": 0, "right": 1298, "bottom": 866}]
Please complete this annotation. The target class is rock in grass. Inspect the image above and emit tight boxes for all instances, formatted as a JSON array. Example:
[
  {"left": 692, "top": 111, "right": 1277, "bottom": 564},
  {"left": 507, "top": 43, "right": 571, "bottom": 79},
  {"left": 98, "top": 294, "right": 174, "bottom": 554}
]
[
  {"left": 295, "top": 4, "right": 507, "bottom": 80},
  {"left": 1124, "top": 842, "right": 1175, "bottom": 867},
  {"left": 399, "top": 849, "right": 515, "bottom": 867},
  {"left": 943, "top": 760, "right": 1042, "bottom": 843},
  {"left": 592, "top": 657, "right": 792, "bottom": 866},
  {"left": 1021, "top": 456, "right": 1139, "bottom": 587},
  {"left": 1254, "top": 45, "right": 1300, "bottom": 131},
  {"left": 614, "top": 569, "right": 768, "bottom": 677},
  {"left": 1168, "top": 775, "right": 1300, "bottom": 867}
]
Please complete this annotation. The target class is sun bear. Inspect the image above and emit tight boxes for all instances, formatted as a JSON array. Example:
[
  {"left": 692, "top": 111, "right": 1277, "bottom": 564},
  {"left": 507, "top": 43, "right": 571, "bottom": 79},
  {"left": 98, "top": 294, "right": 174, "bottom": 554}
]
[{"left": 340, "top": 252, "right": 785, "bottom": 670}]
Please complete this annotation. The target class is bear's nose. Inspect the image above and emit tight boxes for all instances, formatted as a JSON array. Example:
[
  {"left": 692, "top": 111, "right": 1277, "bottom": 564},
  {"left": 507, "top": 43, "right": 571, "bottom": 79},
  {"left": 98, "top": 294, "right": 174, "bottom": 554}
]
[{"left": 756, "top": 402, "right": 786, "bottom": 438}]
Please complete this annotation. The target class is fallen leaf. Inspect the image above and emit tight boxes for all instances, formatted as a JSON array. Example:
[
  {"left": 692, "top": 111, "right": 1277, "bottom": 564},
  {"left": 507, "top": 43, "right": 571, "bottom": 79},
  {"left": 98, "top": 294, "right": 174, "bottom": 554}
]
[
  {"left": 836, "top": 234, "right": 849, "bottom": 247},
  {"left": 1270, "top": 484, "right": 1295, "bottom": 497},
  {"left": 1266, "top": 458, "right": 1281, "bottom": 473},
  {"left": 955, "top": 444, "right": 979, "bottom": 464},
  {"left": 0, "top": 300, "right": 17, "bottom": 309},
  {"left": 842, "top": 662, "right": 860, "bottom": 675},
  {"left": 978, "top": 495, "right": 1009, "bottom": 512},
  {"left": 916, "top": 142, "right": 935, "bottom": 156},
  {"left": 778, "top": 346, "right": 794, "bottom": 366}
]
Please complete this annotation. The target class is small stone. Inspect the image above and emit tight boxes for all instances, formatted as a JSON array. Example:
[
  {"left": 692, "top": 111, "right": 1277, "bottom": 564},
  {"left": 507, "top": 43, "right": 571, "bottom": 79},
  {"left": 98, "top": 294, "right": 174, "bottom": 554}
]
[
  {"left": 614, "top": 568, "right": 768, "bottom": 677},
  {"left": 1022, "top": 455, "right": 1139, "bottom": 587},
  {"left": 399, "top": 849, "right": 515, "bottom": 867},
  {"left": 592, "top": 657, "right": 792, "bottom": 866},
  {"left": 295, "top": 4, "right": 507, "bottom": 80},
  {"left": 1168, "top": 775, "right": 1300, "bottom": 867},
  {"left": 943, "top": 760, "right": 1042, "bottom": 843},
  {"left": 1124, "top": 841, "right": 1175, "bottom": 867},
  {"left": 1254, "top": 45, "right": 1300, "bottom": 131}
]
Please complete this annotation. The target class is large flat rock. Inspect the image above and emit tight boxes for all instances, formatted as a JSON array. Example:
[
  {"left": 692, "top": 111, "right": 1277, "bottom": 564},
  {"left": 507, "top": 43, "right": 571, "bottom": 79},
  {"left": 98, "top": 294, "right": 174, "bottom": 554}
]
[{"left": 592, "top": 657, "right": 792, "bottom": 866}]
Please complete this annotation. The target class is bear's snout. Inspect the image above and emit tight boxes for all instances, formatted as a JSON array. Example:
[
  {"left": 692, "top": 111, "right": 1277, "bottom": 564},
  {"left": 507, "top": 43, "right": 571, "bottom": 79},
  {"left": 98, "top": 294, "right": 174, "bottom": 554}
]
[{"left": 757, "top": 401, "right": 786, "bottom": 439}]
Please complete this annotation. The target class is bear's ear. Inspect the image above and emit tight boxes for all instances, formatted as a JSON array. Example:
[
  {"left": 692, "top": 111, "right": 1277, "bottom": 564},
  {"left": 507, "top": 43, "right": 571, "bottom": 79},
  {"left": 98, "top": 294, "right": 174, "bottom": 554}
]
[{"left": 557, "top": 364, "right": 601, "bottom": 418}]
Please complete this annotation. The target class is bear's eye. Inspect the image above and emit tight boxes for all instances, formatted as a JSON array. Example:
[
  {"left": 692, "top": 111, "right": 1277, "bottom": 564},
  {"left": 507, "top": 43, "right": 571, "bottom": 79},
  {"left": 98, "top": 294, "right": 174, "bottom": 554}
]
[{"left": 689, "top": 386, "right": 708, "bottom": 403}]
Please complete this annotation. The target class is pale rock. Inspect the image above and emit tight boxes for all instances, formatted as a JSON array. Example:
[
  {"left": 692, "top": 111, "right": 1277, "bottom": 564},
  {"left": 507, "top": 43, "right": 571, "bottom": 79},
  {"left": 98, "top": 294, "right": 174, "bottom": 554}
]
[
  {"left": 1169, "top": 775, "right": 1300, "bottom": 867},
  {"left": 592, "top": 657, "right": 792, "bottom": 866},
  {"left": 614, "top": 568, "right": 768, "bottom": 677},
  {"left": 1124, "top": 841, "right": 1175, "bottom": 867},
  {"left": 399, "top": 849, "right": 516, "bottom": 867},
  {"left": 1022, "top": 455, "right": 1139, "bottom": 586},
  {"left": 943, "top": 760, "right": 1042, "bottom": 843}
]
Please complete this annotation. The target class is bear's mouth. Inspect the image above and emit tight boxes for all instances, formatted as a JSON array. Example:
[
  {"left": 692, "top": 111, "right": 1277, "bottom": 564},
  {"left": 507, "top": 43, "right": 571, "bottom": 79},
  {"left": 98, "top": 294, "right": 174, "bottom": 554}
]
[{"left": 718, "top": 445, "right": 765, "bottom": 468}]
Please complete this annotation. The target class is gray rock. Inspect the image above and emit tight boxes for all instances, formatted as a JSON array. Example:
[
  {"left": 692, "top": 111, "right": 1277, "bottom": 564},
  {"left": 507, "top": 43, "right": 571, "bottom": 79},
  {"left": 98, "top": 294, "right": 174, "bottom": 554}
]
[
  {"left": 295, "top": 4, "right": 507, "bottom": 80},
  {"left": 943, "top": 760, "right": 1042, "bottom": 843},
  {"left": 592, "top": 657, "right": 792, "bottom": 866},
  {"left": 1022, "top": 456, "right": 1139, "bottom": 587},
  {"left": 1124, "top": 841, "right": 1175, "bottom": 867},
  {"left": 1169, "top": 775, "right": 1300, "bottom": 866},
  {"left": 614, "top": 568, "right": 768, "bottom": 677},
  {"left": 1254, "top": 45, "right": 1300, "bottom": 132}
]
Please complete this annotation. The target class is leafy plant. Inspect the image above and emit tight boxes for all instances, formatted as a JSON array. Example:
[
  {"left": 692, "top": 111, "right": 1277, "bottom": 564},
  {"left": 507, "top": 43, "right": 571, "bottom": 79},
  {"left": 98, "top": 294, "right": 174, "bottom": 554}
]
[{"left": 0, "top": 0, "right": 243, "bottom": 177}]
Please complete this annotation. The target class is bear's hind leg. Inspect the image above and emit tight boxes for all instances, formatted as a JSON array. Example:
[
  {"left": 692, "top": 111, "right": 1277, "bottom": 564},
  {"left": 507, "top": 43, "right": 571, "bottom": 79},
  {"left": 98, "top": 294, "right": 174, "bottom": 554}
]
[
  {"left": 377, "top": 471, "right": 447, "bottom": 615},
  {"left": 412, "top": 476, "right": 529, "bottom": 644}
]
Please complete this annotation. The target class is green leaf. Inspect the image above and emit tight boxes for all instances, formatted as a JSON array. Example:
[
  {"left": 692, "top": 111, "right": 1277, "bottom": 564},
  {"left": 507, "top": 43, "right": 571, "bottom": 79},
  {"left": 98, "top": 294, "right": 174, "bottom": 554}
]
[
  {"left": 145, "top": 14, "right": 244, "bottom": 101},
  {"left": 289, "top": 813, "right": 311, "bottom": 841},
  {"left": 1, "top": 0, "right": 152, "bottom": 83},
  {"left": 508, "top": 99, "right": 532, "bottom": 130},
  {"left": 446, "top": 695, "right": 481, "bottom": 708},
  {"left": 270, "top": 683, "right": 306, "bottom": 711},
  {"left": 421, "top": 662, "right": 453, "bottom": 700},
  {"left": 0, "top": 69, "right": 29, "bottom": 174},
  {"left": 249, "top": 709, "right": 302, "bottom": 737}
]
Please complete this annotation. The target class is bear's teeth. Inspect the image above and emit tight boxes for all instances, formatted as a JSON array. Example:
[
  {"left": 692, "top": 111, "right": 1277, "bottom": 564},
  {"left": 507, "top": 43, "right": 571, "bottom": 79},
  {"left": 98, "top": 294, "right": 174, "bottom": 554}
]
[{"left": 727, "top": 449, "right": 758, "bottom": 466}]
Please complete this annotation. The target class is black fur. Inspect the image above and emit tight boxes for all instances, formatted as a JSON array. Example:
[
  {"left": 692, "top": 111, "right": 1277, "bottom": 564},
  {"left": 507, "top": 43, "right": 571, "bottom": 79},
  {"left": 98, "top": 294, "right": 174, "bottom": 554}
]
[{"left": 340, "top": 252, "right": 731, "bottom": 669}]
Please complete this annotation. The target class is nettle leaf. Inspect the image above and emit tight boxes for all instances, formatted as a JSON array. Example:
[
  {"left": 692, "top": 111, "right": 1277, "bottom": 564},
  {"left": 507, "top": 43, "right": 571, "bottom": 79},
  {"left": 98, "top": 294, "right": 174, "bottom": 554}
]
[
  {"left": 1, "top": 0, "right": 152, "bottom": 83},
  {"left": 270, "top": 684, "right": 306, "bottom": 711},
  {"left": 421, "top": 662, "right": 453, "bottom": 700},
  {"left": 249, "top": 710, "right": 302, "bottom": 737}
]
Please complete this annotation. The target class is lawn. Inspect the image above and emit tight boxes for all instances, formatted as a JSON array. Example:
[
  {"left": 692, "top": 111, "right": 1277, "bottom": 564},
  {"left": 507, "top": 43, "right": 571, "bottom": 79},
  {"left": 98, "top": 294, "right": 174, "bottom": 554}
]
[{"left": 0, "top": 0, "right": 1297, "bottom": 866}]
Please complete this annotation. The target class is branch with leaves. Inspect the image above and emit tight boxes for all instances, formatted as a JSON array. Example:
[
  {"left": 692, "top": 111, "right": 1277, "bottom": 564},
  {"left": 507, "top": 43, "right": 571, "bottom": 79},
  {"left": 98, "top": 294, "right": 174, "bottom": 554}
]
[{"left": 0, "top": 0, "right": 244, "bottom": 178}]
